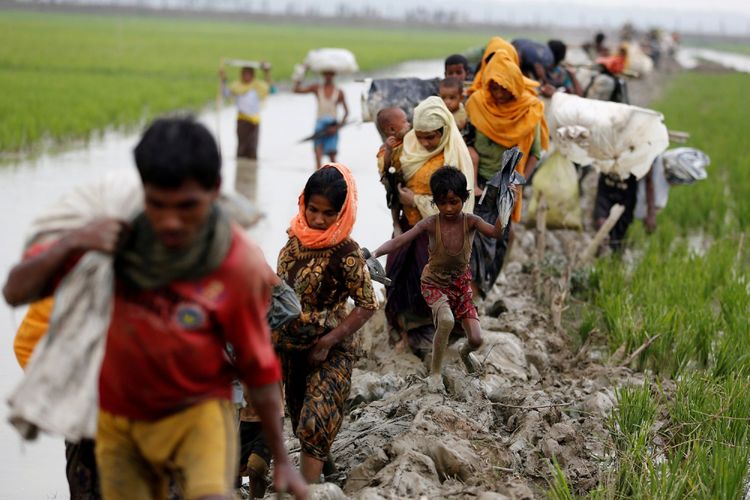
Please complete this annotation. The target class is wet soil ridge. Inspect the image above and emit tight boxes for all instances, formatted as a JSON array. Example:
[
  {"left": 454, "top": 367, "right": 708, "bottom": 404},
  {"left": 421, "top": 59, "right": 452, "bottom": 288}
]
[
  {"left": 294, "top": 70, "right": 672, "bottom": 499},
  {"left": 317, "top": 224, "right": 640, "bottom": 499}
]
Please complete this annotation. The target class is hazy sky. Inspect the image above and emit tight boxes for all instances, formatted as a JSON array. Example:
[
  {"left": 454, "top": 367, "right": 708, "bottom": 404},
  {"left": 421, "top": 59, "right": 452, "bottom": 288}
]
[
  {"left": 59, "top": 0, "right": 750, "bottom": 35},
  {"left": 296, "top": 0, "right": 750, "bottom": 35},
  {"left": 516, "top": 0, "right": 748, "bottom": 15}
]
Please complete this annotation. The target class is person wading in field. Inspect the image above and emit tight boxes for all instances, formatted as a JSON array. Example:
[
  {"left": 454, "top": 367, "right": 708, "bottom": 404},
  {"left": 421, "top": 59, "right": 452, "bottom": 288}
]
[
  {"left": 3, "top": 117, "right": 307, "bottom": 500},
  {"left": 219, "top": 63, "right": 272, "bottom": 203},
  {"left": 293, "top": 68, "right": 349, "bottom": 169}
]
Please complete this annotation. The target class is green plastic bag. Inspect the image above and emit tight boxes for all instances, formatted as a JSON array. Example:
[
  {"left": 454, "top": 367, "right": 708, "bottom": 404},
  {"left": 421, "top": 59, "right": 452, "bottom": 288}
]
[{"left": 526, "top": 150, "right": 583, "bottom": 230}]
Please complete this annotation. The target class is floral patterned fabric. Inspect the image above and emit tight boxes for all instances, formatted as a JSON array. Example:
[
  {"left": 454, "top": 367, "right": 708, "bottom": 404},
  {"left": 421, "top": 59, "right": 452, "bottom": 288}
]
[
  {"left": 273, "top": 236, "right": 378, "bottom": 351},
  {"left": 279, "top": 346, "right": 353, "bottom": 460},
  {"left": 273, "top": 235, "right": 377, "bottom": 459}
]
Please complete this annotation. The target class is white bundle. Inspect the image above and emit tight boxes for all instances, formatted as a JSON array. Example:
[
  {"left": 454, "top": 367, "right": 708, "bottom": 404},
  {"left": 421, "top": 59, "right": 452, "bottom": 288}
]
[
  {"left": 9, "top": 171, "right": 263, "bottom": 442},
  {"left": 550, "top": 93, "right": 669, "bottom": 180},
  {"left": 303, "top": 48, "right": 359, "bottom": 74},
  {"left": 624, "top": 42, "right": 654, "bottom": 76}
]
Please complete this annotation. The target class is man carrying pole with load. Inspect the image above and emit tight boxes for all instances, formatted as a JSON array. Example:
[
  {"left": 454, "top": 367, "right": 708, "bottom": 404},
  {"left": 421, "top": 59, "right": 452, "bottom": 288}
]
[{"left": 292, "top": 48, "right": 357, "bottom": 169}]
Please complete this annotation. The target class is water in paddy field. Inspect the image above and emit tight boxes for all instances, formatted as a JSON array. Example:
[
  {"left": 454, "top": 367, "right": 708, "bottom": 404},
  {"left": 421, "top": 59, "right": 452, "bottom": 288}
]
[
  {"left": 677, "top": 47, "right": 750, "bottom": 73},
  {"left": 0, "top": 59, "right": 442, "bottom": 499}
]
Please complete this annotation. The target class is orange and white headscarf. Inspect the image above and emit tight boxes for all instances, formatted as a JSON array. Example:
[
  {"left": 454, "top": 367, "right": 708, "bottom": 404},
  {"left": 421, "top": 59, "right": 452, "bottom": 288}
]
[{"left": 287, "top": 162, "right": 358, "bottom": 249}]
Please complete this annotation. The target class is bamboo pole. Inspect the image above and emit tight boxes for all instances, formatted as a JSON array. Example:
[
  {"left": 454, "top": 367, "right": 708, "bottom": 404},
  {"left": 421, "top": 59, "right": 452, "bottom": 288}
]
[
  {"left": 216, "top": 57, "right": 224, "bottom": 152},
  {"left": 533, "top": 193, "right": 548, "bottom": 301},
  {"left": 580, "top": 204, "right": 625, "bottom": 264}
]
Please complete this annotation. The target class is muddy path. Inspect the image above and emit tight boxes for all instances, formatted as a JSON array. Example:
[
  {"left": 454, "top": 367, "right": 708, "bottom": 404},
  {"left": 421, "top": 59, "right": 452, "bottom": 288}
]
[
  {"left": 308, "top": 232, "right": 646, "bottom": 499},
  {"left": 293, "top": 67, "right": 676, "bottom": 499}
]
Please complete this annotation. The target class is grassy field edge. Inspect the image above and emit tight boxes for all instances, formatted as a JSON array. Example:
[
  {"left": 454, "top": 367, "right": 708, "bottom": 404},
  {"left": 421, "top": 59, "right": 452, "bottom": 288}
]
[
  {"left": 0, "top": 10, "right": 507, "bottom": 153},
  {"left": 553, "top": 70, "right": 750, "bottom": 498}
]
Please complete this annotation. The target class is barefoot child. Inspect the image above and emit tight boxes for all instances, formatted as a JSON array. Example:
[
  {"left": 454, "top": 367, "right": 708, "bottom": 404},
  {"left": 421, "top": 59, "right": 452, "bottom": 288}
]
[{"left": 370, "top": 166, "right": 505, "bottom": 390}]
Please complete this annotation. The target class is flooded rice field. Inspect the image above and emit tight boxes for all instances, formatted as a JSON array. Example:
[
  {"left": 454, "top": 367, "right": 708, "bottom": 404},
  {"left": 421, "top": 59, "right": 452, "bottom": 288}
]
[{"left": 0, "top": 59, "right": 443, "bottom": 499}]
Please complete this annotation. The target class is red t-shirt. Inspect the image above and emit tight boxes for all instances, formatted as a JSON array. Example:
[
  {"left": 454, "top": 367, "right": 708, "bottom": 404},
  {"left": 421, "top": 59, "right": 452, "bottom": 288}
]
[{"left": 98, "top": 227, "right": 281, "bottom": 420}]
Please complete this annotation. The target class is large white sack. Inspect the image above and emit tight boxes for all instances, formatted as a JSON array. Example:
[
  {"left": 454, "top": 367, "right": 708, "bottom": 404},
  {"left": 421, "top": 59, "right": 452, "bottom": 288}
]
[
  {"left": 624, "top": 42, "right": 654, "bottom": 76},
  {"left": 550, "top": 92, "right": 669, "bottom": 180},
  {"left": 304, "top": 48, "right": 359, "bottom": 74}
]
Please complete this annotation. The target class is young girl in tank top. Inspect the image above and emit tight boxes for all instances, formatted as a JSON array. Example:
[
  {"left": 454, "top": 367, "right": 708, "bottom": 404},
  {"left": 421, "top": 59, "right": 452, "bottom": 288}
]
[{"left": 370, "top": 166, "right": 506, "bottom": 391}]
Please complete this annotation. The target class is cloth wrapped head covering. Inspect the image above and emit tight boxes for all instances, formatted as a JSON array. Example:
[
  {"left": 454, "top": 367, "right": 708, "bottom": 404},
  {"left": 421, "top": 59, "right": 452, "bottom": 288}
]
[
  {"left": 468, "top": 36, "right": 539, "bottom": 96},
  {"left": 288, "top": 162, "right": 358, "bottom": 249},
  {"left": 466, "top": 54, "right": 550, "bottom": 222},
  {"left": 399, "top": 96, "right": 475, "bottom": 211}
]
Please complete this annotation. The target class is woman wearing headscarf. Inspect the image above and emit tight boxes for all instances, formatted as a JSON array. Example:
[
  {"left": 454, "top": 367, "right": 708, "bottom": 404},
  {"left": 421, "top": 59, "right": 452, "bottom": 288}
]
[
  {"left": 466, "top": 53, "right": 549, "bottom": 296},
  {"left": 385, "top": 96, "right": 474, "bottom": 356},
  {"left": 274, "top": 163, "right": 378, "bottom": 483},
  {"left": 468, "top": 36, "right": 538, "bottom": 97}
]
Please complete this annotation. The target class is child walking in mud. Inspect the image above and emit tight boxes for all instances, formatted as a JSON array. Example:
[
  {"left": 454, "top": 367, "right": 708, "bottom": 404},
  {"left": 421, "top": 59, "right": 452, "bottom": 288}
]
[{"left": 370, "top": 166, "right": 505, "bottom": 391}]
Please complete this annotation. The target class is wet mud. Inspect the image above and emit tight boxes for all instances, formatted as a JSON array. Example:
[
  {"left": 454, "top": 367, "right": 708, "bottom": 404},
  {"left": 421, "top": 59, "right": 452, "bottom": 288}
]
[{"left": 291, "top": 66, "right": 677, "bottom": 500}]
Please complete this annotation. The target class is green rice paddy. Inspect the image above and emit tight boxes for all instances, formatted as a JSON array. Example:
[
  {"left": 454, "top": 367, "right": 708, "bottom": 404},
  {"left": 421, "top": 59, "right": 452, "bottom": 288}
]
[
  {"left": 0, "top": 10, "right": 497, "bottom": 152},
  {"left": 561, "top": 71, "right": 750, "bottom": 498}
]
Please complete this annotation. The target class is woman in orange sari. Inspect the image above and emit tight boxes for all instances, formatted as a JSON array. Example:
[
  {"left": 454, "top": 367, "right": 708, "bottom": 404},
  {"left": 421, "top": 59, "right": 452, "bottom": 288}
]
[
  {"left": 385, "top": 96, "right": 474, "bottom": 356},
  {"left": 466, "top": 53, "right": 549, "bottom": 296}
]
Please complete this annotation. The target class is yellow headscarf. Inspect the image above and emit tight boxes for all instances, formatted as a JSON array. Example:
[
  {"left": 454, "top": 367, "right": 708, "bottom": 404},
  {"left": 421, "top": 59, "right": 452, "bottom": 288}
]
[
  {"left": 467, "top": 54, "right": 549, "bottom": 156},
  {"left": 400, "top": 96, "right": 475, "bottom": 212},
  {"left": 468, "top": 37, "right": 538, "bottom": 96},
  {"left": 466, "top": 54, "right": 549, "bottom": 222}
]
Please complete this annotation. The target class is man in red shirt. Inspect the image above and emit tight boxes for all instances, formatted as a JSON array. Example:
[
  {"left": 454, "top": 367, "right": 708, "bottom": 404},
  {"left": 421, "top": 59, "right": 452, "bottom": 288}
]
[{"left": 3, "top": 117, "right": 307, "bottom": 500}]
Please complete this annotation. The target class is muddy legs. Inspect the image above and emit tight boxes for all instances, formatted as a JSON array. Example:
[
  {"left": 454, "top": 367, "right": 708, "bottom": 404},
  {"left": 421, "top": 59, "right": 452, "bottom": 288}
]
[
  {"left": 300, "top": 452, "right": 324, "bottom": 484},
  {"left": 458, "top": 318, "right": 483, "bottom": 373}
]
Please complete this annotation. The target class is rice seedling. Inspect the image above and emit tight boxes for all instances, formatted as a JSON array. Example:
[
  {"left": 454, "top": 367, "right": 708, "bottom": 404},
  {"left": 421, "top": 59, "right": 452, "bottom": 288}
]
[
  {"left": 575, "top": 71, "right": 750, "bottom": 497},
  {"left": 0, "top": 10, "right": 505, "bottom": 152},
  {"left": 547, "top": 458, "right": 577, "bottom": 500}
]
